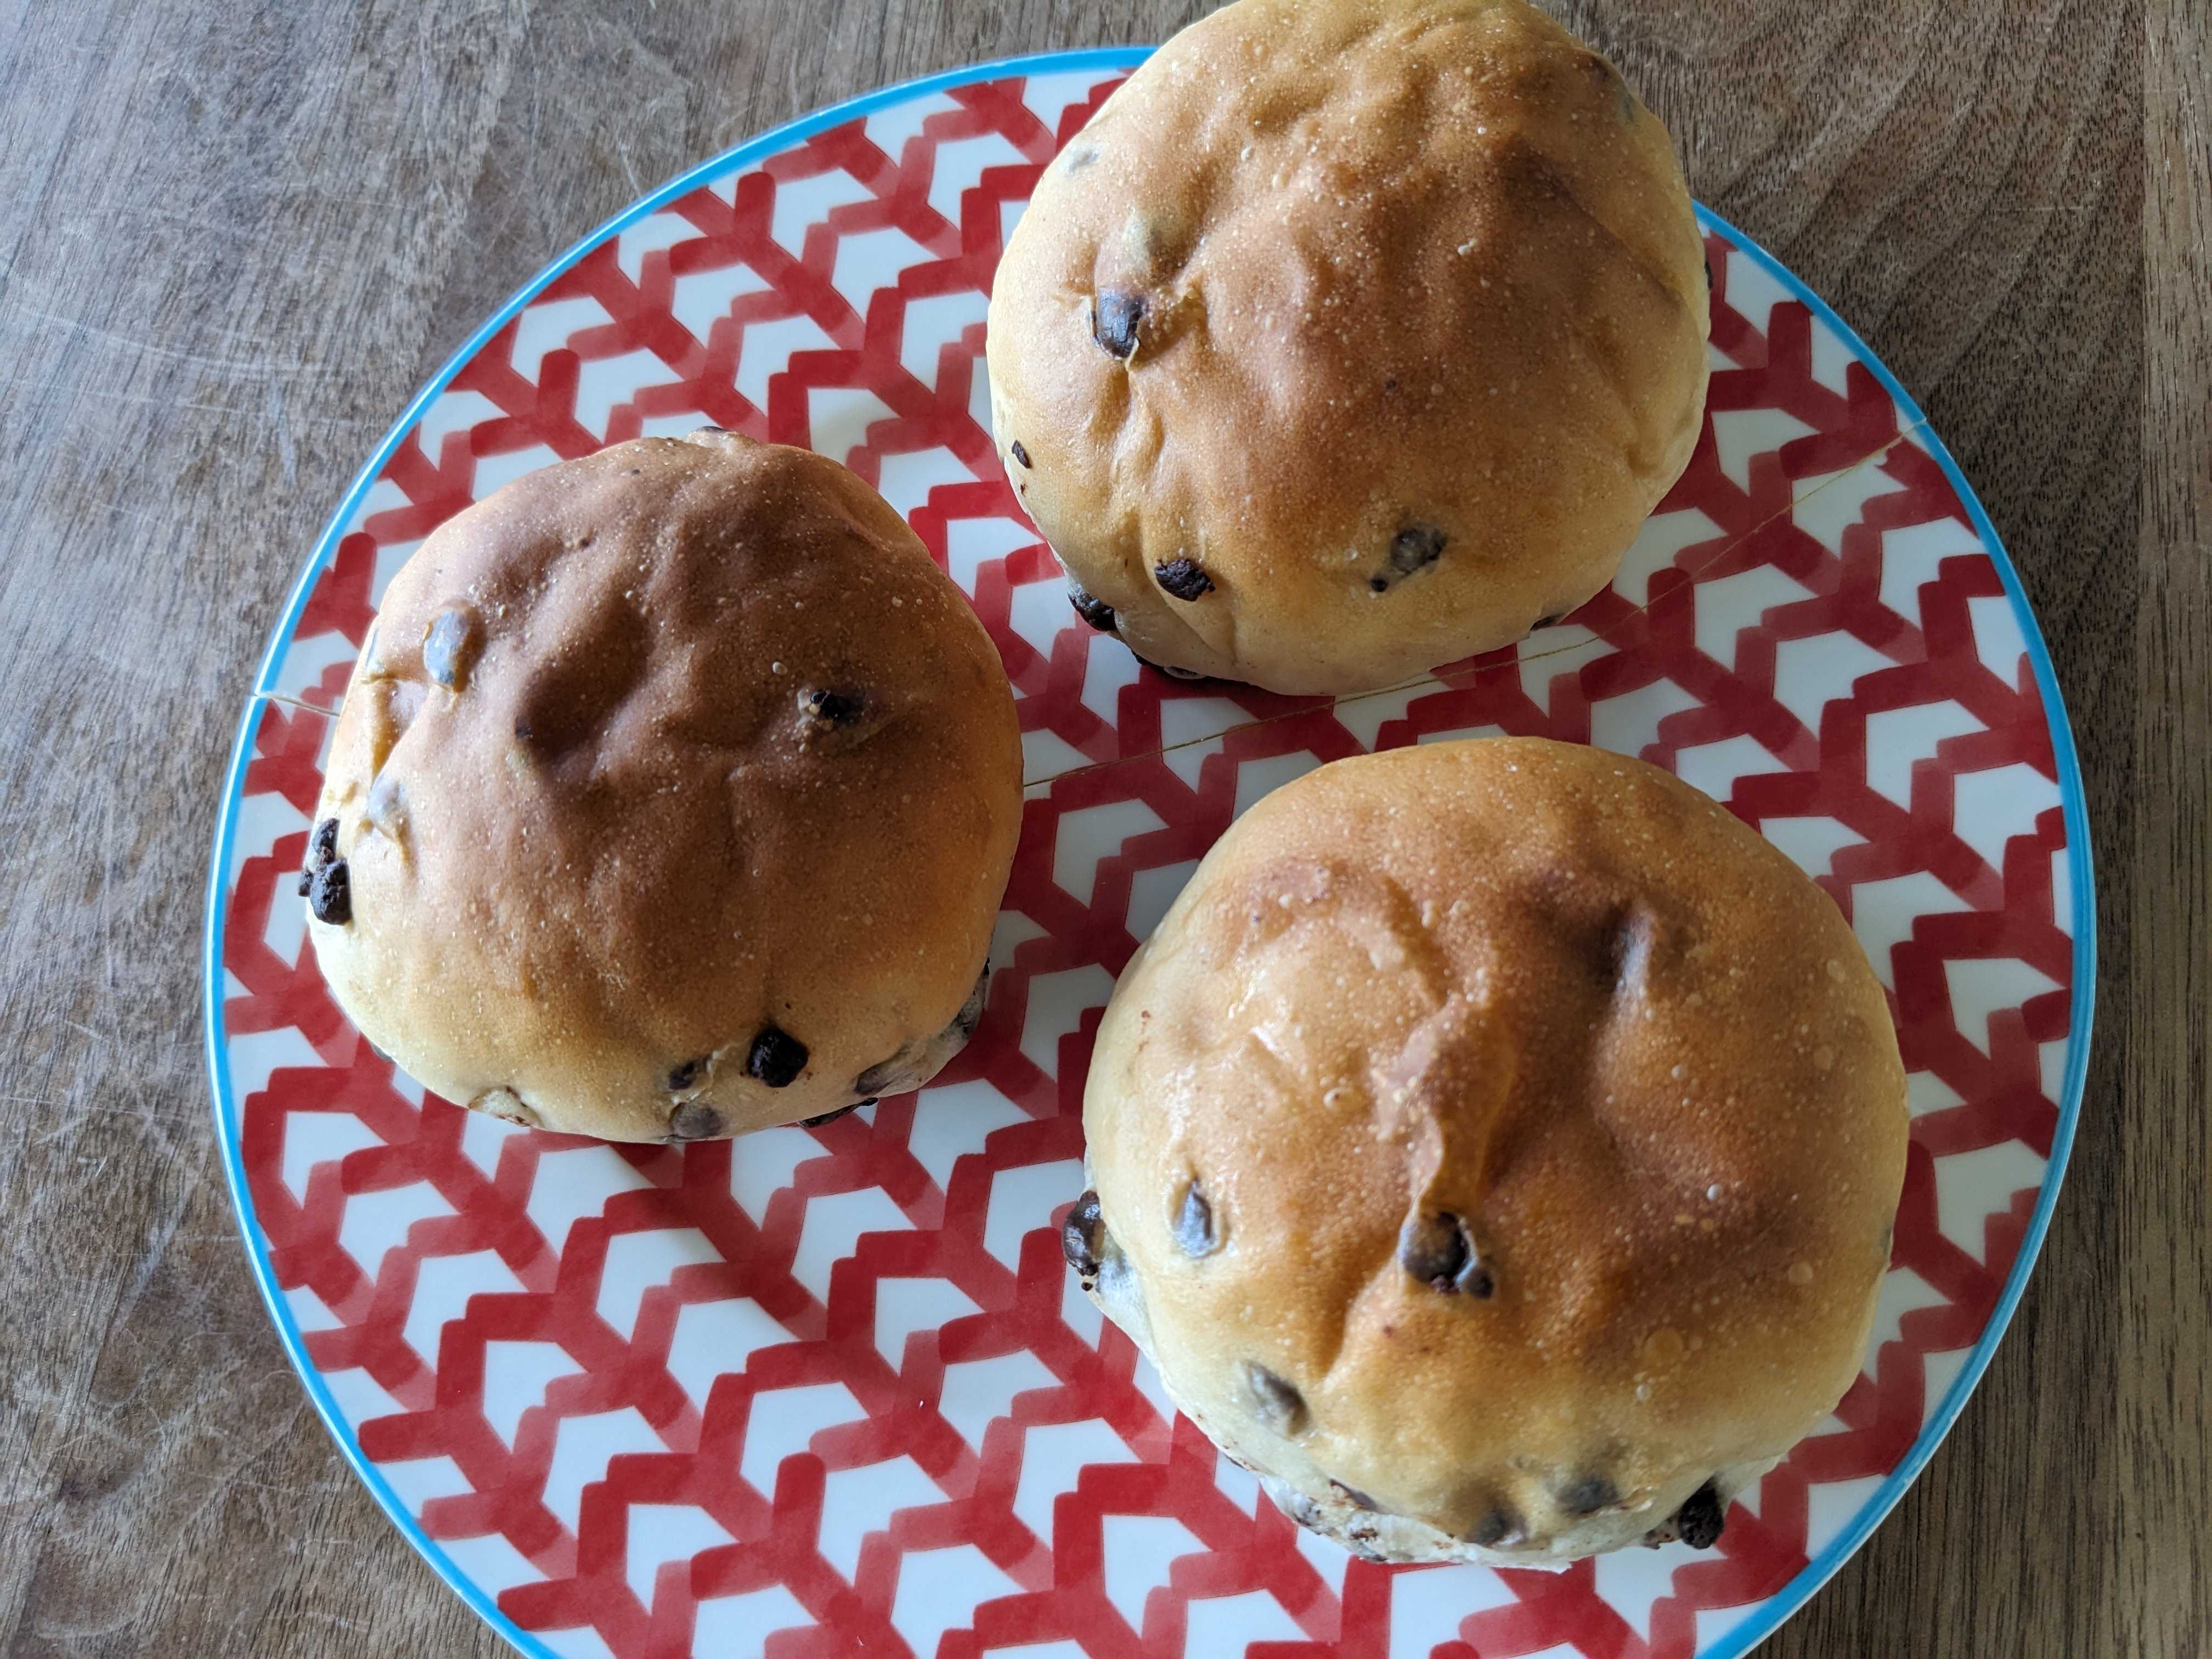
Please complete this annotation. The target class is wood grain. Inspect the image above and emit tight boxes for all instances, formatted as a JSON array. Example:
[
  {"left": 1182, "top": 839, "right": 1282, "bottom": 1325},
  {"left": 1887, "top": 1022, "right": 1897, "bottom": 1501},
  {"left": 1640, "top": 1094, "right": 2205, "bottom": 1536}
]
[{"left": 0, "top": 1, "right": 2196, "bottom": 1654}]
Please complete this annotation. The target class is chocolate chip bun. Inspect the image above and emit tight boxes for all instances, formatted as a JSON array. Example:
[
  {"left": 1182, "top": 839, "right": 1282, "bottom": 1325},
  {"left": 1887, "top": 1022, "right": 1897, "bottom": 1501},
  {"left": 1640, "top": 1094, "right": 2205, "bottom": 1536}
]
[
  {"left": 1068, "top": 738, "right": 1907, "bottom": 1565},
  {"left": 303, "top": 431, "right": 1022, "bottom": 1141},
  {"left": 988, "top": 0, "right": 1709, "bottom": 695}
]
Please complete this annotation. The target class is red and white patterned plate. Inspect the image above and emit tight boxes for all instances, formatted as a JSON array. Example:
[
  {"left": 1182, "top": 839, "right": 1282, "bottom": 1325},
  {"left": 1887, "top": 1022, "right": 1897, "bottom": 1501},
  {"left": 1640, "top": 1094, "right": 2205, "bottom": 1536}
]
[{"left": 205, "top": 49, "right": 2094, "bottom": 1659}]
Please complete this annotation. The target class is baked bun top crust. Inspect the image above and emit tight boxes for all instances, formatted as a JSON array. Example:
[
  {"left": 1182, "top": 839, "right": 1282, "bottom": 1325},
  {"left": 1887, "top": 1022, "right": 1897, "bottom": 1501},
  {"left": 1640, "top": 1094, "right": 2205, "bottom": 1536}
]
[
  {"left": 1080, "top": 738, "right": 1906, "bottom": 1560},
  {"left": 988, "top": 0, "right": 1709, "bottom": 693},
  {"left": 307, "top": 430, "right": 1022, "bottom": 1141}
]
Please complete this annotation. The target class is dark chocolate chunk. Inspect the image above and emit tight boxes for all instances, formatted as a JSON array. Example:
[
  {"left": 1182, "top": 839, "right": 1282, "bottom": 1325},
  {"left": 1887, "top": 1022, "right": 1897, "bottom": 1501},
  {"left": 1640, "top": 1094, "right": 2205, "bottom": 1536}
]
[
  {"left": 1245, "top": 1363, "right": 1306, "bottom": 1432},
  {"left": 800, "top": 1102, "right": 867, "bottom": 1128},
  {"left": 1127, "top": 648, "right": 1206, "bottom": 681},
  {"left": 299, "top": 817, "right": 341, "bottom": 893},
  {"left": 422, "top": 606, "right": 479, "bottom": 690},
  {"left": 804, "top": 688, "right": 862, "bottom": 724},
  {"left": 1389, "top": 525, "right": 1448, "bottom": 577},
  {"left": 1173, "top": 1181, "right": 1217, "bottom": 1256},
  {"left": 952, "top": 967, "right": 990, "bottom": 1038},
  {"left": 1533, "top": 612, "right": 1566, "bottom": 630},
  {"left": 1675, "top": 1481, "right": 1726, "bottom": 1550},
  {"left": 1068, "top": 583, "right": 1118, "bottom": 632},
  {"left": 1468, "top": 1508, "right": 1522, "bottom": 1548},
  {"left": 746, "top": 1025, "right": 809, "bottom": 1088},
  {"left": 855, "top": 1046, "right": 920, "bottom": 1099},
  {"left": 1093, "top": 290, "right": 1146, "bottom": 358},
  {"left": 1063, "top": 1189, "right": 1105, "bottom": 1279},
  {"left": 1703, "top": 255, "right": 1714, "bottom": 289},
  {"left": 307, "top": 860, "right": 351, "bottom": 925},
  {"left": 667, "top": 1057, "right": 710, "bottom": 1092},
  {"left": 1399, "top": 1212, "right": 1494, "bottom": 1297},
  {"left": 1153, "top": 557, "right": 1214, "bottom": 601},
  {"left": 1368, "top": 576, "right": 1389, "bottom": 594},
  {"left": 668, "top": 1100, "right": 725, "bottom": 1141},
  {"left": 1009, "top": 440, "right": 1032, "bottom": 469},
  {"left": 1559, "top": 1474, "right": 1618, "bottom": 1517}
]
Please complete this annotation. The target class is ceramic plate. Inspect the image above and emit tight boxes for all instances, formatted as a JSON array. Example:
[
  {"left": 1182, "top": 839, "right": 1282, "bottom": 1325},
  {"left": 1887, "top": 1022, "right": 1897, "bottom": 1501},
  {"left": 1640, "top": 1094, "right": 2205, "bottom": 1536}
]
[{"left": 206, "top": 48, "right": 2094, "bottom": 1659}]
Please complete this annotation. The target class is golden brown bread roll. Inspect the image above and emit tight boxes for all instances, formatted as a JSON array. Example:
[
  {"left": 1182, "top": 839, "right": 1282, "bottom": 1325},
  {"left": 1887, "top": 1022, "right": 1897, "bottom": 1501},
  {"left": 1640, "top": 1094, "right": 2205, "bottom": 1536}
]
[
  {"left": 988, "top": 0, "right": 1709, "bottom": 694},
  {"left": 304, "top": 430, "right": 1022, "bottom": 1141},
  {"left": 1070, "top": 738, "right": 1907, "bottom": 1564}
]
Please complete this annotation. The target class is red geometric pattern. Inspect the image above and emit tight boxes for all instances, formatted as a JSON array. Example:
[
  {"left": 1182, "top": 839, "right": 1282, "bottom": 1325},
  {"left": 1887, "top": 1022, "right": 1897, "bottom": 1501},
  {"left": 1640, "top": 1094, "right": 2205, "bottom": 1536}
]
[{"left": 213, "top": 58, "right": 2084, "bottom": 1659}]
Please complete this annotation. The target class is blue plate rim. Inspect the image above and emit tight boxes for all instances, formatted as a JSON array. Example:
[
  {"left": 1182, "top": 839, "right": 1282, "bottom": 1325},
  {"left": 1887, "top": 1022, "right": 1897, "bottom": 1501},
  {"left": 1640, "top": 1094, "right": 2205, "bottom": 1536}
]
[{"left": 201, "top": 43, "right": 2096, "bottom": 1659}]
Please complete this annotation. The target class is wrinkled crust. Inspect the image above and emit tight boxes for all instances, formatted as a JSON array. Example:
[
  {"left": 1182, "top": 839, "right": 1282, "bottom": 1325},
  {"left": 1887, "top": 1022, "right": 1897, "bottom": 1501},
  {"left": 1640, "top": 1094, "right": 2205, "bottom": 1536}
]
[
  {"left": 988, "top": 0, "right": 1710, "bottom": 694},
  {"left": 306, "top": 431, "right": 1024, "bottom": 1141},
  {"left": 1076, "top": 739, "right": 1907, "bottom": 1561}
]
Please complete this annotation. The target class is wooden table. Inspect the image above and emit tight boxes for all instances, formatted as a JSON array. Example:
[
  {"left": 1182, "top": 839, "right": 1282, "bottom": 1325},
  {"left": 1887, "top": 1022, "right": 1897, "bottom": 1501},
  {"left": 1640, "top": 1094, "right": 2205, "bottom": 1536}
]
[{"left": 0, "top": 1, "right": 2200, "bottom": 1654}]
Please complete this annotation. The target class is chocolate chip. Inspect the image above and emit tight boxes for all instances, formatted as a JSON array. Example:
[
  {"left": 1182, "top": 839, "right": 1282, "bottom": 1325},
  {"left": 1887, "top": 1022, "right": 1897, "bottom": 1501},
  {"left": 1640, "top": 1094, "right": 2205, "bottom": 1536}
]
[
  {"left": 1173, "top": 1181, "right": 1217, "bottom": 1256},
  {"left": 1128, "top": 649, "right": 1205, "bottom": 681},
  {"left": 1468, "top": 1509, "right": 1522, "bottom": 1548},
  {"left": 668, "top": 1100, "right": 725, "bottom": 1140},
  {"left": 1676, "top": 1480, "right": 1726, "bottom": 1549},
  {"left": 1703, "top": 255, "right": 1714, "bottom": 289},
  {"left": 1533, "top": 612, "right": 1565, "bottom": 630},
  {"left": 803, "top": 688, "right": 862, "bottom": 724},
  {"left": 1330, "top": 1480, "right": 1380, "bottom": 1511},
  {"left": 800, "top": 1102, "right": 867, "bottom": 1128},
  {"left": 1093, "top": 290, "right": 1146, "bottom": 358},
  {"left": 1368, "top": 576, "right": 1389, "bottom": 594},
  {"left": 1009, "top": 440, "right": 1032, "bottom": 469},
  {"left": 1559, "top": 1474, "right": 1618, "bottom": 1517},
  {"left": 746, "top": 1025, "right": 808, "bottom": 1088},
  {"left": 1389, "top": 525, "right": 1447, "bottom": 576},
  {"left": 1153, "top": 557, "right": 1214, "bottom": 601},
  {"left": 855, "top": 1047, "right": 919, "bottom": 1098},
  {"left": 667, "top": 1057, "right": 710, "bottom": 1092},
  {"left": 422, "top": 606, "right": 479, "bottom": 690},
  {"left": 1245, "top": 1363, "right": 1306, "bottom": 1432},
  {"left": 298, "top": 817, "right": 341, "bottom": 894},
  {"left": 307, "top": 860, "right": 351, "bottom": 925},
  {"left": 952, "top": 966, "right": 990, "bottom": 1039},
  {"left": 1063, "top": 1189, "right": 1105, "bottom": 1279},
  {"left": 1399, "top": 1212, "right": 1494, "bottom": 1297},
  {"left": 1068, "top": 583, "right": 1118, "bottom": 632},
  {"left": 514, "top": 718, "right": 535, "bottom": 742}
]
